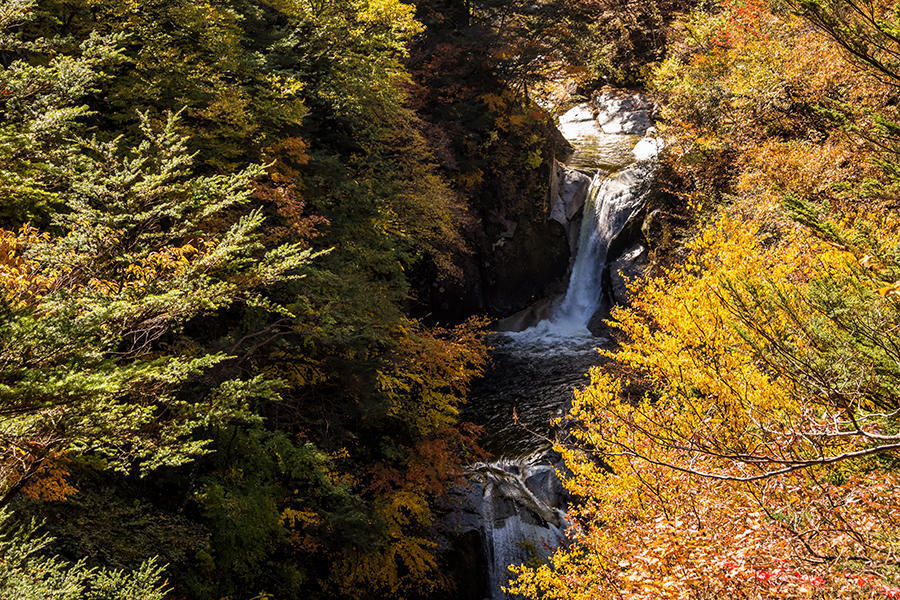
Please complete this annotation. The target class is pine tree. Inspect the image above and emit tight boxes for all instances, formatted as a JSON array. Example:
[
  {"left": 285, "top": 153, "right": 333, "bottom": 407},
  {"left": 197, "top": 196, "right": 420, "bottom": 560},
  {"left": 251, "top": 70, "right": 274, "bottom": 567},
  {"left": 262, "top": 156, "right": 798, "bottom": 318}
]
[
  {"left": 0, "top": 508, "right": 168, "bottom": 599},
  {"left": 0, "top": 0, "right": 313, "bottom": 503}
]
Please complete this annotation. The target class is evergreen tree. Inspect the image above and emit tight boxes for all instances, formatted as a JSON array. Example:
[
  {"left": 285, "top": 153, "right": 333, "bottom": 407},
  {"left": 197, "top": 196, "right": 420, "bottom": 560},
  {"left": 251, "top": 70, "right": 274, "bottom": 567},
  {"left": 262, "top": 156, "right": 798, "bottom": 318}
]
[
  {"left": 0, "top": 0, "right": 311, "bottom": 503},
  {"left": 0, "top": 509, "right": 167, "bottom": 600}
]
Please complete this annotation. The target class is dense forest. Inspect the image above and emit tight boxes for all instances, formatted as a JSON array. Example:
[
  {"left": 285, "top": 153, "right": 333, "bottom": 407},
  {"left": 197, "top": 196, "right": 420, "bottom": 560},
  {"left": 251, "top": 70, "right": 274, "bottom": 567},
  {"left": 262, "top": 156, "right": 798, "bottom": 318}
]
[{"left": 0, "top": 0, "right": 898, "bottom": 599}]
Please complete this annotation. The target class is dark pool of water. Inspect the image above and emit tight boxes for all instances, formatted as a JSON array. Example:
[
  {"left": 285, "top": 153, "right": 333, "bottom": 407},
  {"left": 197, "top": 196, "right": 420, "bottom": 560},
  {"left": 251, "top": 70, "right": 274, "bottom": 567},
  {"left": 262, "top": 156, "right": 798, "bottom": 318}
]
[{"left": 463, "top": 333, "right": 611, "bottom": 459}]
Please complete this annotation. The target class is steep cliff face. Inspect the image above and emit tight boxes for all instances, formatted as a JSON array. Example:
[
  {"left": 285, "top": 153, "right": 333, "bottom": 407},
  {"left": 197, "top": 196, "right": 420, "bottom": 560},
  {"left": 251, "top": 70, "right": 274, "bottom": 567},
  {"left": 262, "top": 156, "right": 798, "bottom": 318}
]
[
  {"left": 550, "top": 162, "right": 592, "bottom": 255},
  {"left": 419, "top": 90, "right": 665, "bottom": 324},
  {"left": 418, "top": 127, "right": 575, "bottom": 321},
  {"left": 438, "top": 90, "right": 664, "bottom": 600},
  {"left": 476, "top": 158, "right": 574, "bottom": 317}
]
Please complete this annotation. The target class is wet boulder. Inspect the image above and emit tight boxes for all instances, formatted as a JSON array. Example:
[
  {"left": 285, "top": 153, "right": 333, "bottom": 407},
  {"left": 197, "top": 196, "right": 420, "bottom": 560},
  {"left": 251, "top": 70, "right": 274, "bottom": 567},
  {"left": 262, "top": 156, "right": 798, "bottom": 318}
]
[
  {"left": 550, "top": 162, "right": 592, "bottom": 255},
  {"left": 608, "top": 244, "right": 649, "bottom": 305},
  {"left": 524, "top": 465, "right": 569, "bottom": 511}
]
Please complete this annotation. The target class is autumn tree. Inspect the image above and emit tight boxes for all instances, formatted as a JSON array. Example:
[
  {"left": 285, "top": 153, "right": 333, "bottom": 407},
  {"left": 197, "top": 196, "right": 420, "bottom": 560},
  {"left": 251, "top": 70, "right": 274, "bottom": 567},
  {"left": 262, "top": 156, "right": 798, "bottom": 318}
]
[
  {"left": 2, "top": 1, "right": 493, "bottom": 598},
  {"left": 509, "top": 1, "right": 900, "bottom": 599},
  {"left": 0, "top": 6, "right": 313, "bottom": 504}
]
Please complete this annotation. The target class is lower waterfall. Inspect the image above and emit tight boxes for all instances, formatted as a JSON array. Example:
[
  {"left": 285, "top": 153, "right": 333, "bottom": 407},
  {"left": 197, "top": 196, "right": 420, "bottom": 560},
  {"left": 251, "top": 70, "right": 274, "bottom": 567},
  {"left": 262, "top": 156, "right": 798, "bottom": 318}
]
[{"left": 475, "top": 458, "right": 569, "bottom": 600}]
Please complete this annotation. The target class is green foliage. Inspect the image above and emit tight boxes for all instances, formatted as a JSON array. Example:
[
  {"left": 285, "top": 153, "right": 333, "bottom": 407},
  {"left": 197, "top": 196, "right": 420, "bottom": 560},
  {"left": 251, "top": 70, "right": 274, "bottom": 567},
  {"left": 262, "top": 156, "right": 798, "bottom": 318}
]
[
  {"left": 192, "top": 428, "right": 328, "bottom": 598},
  {"left": 0, "top": 0, "right": 492, "bottom": 598},
  {"left": 0, "top": 509, "right": 168, "bottom": 599},
  {"left": 0, "top": 0, "right": 124, "bottom": 222},
  {"left": 771, "top": 195, "right": 900, "bottom": 410},
  {"left": 0, "top": 111, "right": 311, "bottom": 491},
  {"left": 33, "top": 484, "right": 208, "bottom": 575}
]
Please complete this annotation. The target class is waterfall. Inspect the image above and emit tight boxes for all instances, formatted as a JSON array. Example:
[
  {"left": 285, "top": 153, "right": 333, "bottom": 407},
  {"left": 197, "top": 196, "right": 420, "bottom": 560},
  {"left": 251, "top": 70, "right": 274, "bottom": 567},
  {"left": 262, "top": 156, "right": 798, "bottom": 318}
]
[
  {"left": 548, "top": 161, "right": 655, "bottom": 333},
  {"left": 505, "top": 156, "right": 659, "bottom": 344},
  {"left": 473, "top": 458, "right": 569, "bottom": 600},
  {"left": 501, "top": 95, "right": 663, "bottom": 343},
  {"left": 446, "top": 93, "right": 664, "bottom": 600}
]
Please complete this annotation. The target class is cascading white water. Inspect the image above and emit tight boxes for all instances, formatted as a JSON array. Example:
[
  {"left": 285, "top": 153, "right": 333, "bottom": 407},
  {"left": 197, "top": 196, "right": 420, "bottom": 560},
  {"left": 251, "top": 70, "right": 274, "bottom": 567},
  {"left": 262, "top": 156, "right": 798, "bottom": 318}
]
[
  {"left": 506, "top": 156, "right": 659, "bottom": 345},
  {"left": 473, "top": 458, "right": 569, "bottom": 600},
  {"left": 502, "top": 97, "right": 663, "bottom": 345},
  {"left": 547, "top": 172, "right": 607, "bottom": 332},
  {"left": 547, "top": 161, "right": 655, "bottom": 333}
]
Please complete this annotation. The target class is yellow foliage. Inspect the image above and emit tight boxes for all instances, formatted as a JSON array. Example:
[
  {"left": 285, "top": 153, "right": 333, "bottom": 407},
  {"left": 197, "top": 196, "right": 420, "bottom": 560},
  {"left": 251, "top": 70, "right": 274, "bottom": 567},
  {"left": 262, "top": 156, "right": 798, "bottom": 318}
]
[
  {"left": 510, "top": 211, "right": 900, "bottom": 599},
  {"left": 0, "top": 225, "right": 51, "bottom": 309},
  {"left": 376, "top": 317, "right": 489, "bottom": 437},
  {"left": 353, "top": 0, "right": 423, "bottom": 39},
  {"left": 21, "top": 459, "right": 78, "bottom": 503}
]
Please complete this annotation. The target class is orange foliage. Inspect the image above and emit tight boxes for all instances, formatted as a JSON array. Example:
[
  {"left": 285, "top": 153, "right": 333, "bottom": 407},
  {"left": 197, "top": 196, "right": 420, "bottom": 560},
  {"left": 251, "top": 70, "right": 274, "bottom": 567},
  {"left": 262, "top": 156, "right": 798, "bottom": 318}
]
[
  {"left": 509, "top": 2, "right": 900, "bottom": 598},
  {"left": 0, "top": 225, "right": 51, "bottom": 308},
  {"left": 21, "top": 457, "right": 78, "bottom": 502}
]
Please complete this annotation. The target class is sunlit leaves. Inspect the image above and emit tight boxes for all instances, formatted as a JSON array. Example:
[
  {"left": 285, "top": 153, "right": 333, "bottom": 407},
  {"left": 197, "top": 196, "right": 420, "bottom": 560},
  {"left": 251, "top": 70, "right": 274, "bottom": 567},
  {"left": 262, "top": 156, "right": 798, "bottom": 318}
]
[
  {"left": 0, "top": 509, "right": 168, "bottom": 600},
  {"left": 509, "top": 1, "right": 900, "bottom": 598},
  {"left": 0, "top": 109, "right": 312, "bottom": 498}
]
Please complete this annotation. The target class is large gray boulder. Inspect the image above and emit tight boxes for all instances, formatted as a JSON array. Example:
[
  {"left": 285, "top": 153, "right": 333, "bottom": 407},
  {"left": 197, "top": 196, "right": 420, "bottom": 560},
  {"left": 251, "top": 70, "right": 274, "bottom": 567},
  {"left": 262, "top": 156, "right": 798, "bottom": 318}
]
[
  {"left": 594, "top": 90, "right": 656, "bottom": 135},
  {"left": 557, "top": 102, "right": 602, "bottom": 140},
  {"left": 550, "top": 162, "right": 592, "bottom": 254}
]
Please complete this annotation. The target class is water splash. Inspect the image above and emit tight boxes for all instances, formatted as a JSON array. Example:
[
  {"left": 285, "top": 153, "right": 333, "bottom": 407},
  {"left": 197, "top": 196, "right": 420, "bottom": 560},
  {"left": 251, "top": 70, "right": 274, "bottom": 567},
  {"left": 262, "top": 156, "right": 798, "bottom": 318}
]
[
  {"left": 506, "top": 135, "right": 662, "bottom": 347},
  {"left": 472, "top": 456, "right": 570, "bottom": 600},
  {"left": 503, "top": 160, "right": 655, "bottom": 348}
]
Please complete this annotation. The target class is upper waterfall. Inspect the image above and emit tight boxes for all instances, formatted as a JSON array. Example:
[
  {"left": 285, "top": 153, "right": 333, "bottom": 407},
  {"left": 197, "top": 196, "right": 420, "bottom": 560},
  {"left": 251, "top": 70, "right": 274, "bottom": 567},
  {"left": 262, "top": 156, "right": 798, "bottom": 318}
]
[
  {"left": 551, "top": 161, "right": 656, "bottom": 331},
  {"left": 503, "top": 92, "right": 663, "bottom": 344}
]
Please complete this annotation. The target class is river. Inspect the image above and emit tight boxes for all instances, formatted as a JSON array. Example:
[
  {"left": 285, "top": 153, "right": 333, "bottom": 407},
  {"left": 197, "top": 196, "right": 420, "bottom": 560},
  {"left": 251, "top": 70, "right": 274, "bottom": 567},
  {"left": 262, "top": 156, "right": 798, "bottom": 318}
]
[{"left": 446, "top": 90, "right": 663, "bottom": 600}]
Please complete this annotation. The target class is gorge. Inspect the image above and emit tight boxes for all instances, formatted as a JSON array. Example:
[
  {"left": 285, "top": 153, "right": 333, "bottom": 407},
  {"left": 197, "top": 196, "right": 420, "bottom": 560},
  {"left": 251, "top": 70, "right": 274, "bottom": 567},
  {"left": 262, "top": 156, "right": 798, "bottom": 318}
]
[
  {"left": 9, "top": 2, "right": 899, "bottom": 599},
  {"left": 447, "top": 90, "right": 664, "bottom": 599}
]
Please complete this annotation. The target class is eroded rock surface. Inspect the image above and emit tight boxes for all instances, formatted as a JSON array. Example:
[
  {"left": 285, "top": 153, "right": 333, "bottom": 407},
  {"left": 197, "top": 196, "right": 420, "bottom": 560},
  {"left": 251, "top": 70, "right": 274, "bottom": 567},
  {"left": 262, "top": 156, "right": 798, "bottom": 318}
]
[
  {"left": 441, "top": 455, "right": 572, "bottom": 600},
  {"left": 550, "top": 163, "right": 592, "bottom": 254},
  {"left": 594, "top": 89, "right": 656, "bottom": 135}
]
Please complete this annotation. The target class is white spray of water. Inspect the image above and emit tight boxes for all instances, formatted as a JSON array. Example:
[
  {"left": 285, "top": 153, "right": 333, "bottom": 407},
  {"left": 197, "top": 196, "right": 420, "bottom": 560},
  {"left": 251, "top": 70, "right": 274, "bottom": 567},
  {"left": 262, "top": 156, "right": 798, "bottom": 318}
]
[
  {"left": 506, "top": 156, "right": 658, "bottom": 346},
  {"left": 554, "top": 163, "right": 653, "bottom": 325},
  {"left": 473, "top": 458, "right": 569, "bottom": 600}
]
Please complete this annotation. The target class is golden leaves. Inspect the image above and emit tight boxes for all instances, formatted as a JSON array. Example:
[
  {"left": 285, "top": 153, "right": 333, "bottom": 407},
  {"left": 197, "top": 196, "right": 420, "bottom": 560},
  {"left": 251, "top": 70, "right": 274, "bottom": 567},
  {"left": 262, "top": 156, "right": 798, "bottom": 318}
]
[
  {"left": 877, "top": 280, "right": 900, "bottom": 297},
  {"left": 123, "top": 243, "right": 202, "bottom": 287},
  {"left": 21, "top": 459, "right": 78, "bottom": 503},
  {"left": 0, "top": 225, "right": 50, "bottom": 309},
  {"left": 515, "top": 0, "right": 900, "bottom": 597},
  {"left": 511, "top": 195, "right": 900, "bottom": 599}
]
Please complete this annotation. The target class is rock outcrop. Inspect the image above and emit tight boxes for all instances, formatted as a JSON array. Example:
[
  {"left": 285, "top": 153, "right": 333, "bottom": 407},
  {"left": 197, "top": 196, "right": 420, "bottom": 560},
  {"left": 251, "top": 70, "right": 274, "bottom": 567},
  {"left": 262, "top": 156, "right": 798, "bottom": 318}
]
[
  {"left": 594, "top": 89, "right": 657, "bottom": 135},
  {"left": 549, "top": 162, "right": 592, "bottom": 254},
  {"left": 440, "top": 456, "right": 571, "bottom": 600}
]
